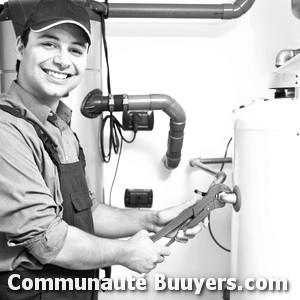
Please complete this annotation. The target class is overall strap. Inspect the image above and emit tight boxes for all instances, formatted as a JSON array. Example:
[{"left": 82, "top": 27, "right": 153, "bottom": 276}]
[
  {"left": 73, "top": 132, "right": 86, "bottom": 171},
  {"left": 0, "top": 104, "right": 61, "bottom": 166},
  {"left": 0, "top": 104, "right": 23, "bottom": 118}
]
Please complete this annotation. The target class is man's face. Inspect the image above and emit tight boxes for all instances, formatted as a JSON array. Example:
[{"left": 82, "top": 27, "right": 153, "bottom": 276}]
[{"left": 16, "top": 23, "right": 89, "bottom": 106}]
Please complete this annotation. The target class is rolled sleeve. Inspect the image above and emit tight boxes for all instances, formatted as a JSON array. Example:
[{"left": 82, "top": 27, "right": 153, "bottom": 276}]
[{"left": 8, "top": 219, "right": 68, "bottom": 265}]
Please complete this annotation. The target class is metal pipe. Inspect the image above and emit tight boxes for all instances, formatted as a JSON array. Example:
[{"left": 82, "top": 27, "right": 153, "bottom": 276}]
[
  {"left": 219, "top": 192, "right": 237, "bottom": 204},
  {"left": 1, "top": 0, "right": 256, "bottom": 22},
  {"left": 198, "top": 157, "right": 232, "bottom": 165},
  {"left": 190, "top": 158, "right": 220, "bottom": 176},
  {"left": 274, "top": 49, "right": 300, "bottom": 68},
  {"left": 81, "top": 90, "right": 186, "bottom": 170},
  {"left": 106, "top": 0, "right": 255, "bottom": 19},
  {"left": 189, "top": 157, "right": 227, "bottom": 183}
]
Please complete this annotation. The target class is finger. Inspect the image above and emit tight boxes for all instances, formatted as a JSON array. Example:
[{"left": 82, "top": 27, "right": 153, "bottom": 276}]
[
  {"left": 202, "top": 217, "right": 209, "bottom": 228},
  {"left": 159, "top": 246, "right": 171, "bottom": 257},
  {"left": 175, "top": 236, "right": 189, "bottom": 243},
  {"left": 185, "top": 224, "right": 202, "bottom": 237},
  {"left": 157, "top": 255, "right": 165, "bottom": 264},
  {"left": 176, "top": 229, "right": 185, "bottom": 239}
]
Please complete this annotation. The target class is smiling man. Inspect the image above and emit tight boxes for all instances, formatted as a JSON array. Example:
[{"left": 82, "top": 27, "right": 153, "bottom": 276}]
[
  {"left": 17, "top": 24, "right": 88, "bottom": 110},
  {"left": 0, "top": 0, "right": 203, "bottom": 299}
]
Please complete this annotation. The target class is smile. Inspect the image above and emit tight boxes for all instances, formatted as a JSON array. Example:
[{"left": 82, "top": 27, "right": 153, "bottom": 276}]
[{"left": 43, "top": 69, "right": 72, "bottom": 80}]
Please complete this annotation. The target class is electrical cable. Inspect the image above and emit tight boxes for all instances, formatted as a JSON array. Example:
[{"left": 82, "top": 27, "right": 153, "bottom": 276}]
[
  {"left": 208, "top": 137, "right": 233, "bottom": 252},
  {"left": 100, "top": 112, "right": 137, "bottom": 163},
  {"left": 208, "top": 214, "right": 230, "bottom": 252},
  {"left": 101, "top": 113, "right": 137, "bottom": 205},
  {"left": 100, "top": 14, "right": 111, "bottom": 94},
  {"left": 98, "top": 9, "right": 139, "bottom": 205},
  {"left": 108, "top": 137, "right": 123, "bottom": 206},
  {"left": 220, "top": 137, "right": 232, "bottom": 171}
]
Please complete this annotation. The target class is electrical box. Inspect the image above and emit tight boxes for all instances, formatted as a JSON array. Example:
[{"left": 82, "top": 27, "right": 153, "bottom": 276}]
[
  {"left": 124, "top": 189, "right": 153, "bottom": 208},
  {"left": 122, "top": 110, "right": 154, "bottom": 131}
]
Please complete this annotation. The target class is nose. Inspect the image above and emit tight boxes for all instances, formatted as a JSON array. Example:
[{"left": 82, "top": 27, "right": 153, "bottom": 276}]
[{"left": 53, "top": 48, "right": 71, "bottom": 69}]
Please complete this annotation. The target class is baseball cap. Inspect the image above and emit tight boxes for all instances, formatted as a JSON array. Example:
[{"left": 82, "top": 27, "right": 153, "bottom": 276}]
[{"left": 22, "top": 0, "right": 92, "bottom": 45}]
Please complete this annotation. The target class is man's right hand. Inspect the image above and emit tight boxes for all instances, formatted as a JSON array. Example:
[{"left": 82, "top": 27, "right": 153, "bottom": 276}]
[{"left": 122, "top": 230, "right": 171, "bottom": 274}]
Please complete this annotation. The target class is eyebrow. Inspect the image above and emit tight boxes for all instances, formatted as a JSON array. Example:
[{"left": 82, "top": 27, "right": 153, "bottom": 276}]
[{"left": 38, "top": 33, "right": 88, "bottom": 48}]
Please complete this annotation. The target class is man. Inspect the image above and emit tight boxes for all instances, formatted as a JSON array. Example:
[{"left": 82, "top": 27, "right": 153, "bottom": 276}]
[{"left": 0, "top": 0, "right": 203, "bottom": 299}]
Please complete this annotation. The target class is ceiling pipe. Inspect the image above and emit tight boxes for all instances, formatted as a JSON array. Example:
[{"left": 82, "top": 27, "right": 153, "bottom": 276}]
[
  {"left": 101, "top": 0, "right": 255, "bottom": 19},
  {"left": 1, "top": 0, "right": 256, "bottom": 38}
]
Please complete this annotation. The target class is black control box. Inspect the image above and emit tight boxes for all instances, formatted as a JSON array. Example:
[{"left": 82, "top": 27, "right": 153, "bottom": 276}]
[
  {"left": 122, "top": 110, "right": 154, "bottom": 131},
  {"left": 124, "top": 189, "right": 153, "bottom": 208}
]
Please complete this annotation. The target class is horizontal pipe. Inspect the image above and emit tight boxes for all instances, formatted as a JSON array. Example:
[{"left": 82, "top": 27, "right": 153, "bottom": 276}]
[
  {"left": 128, "top": 94, "right": 186, "bottom": 123},
  {"left": 106, "top": 0, "right": 255, "bottom": 19},
  {"left": 81, "top": 91, "right": 185, "bottom": 123},
  {"left": 189, "top": 157, "right": 227, "bottom": 183},
  {"left": 219, "top": 192, "right": 237, "bottom": 204},
  {"left": 198, "top": 157, "right": 232, "bottom": 164},
  {"left": 190, "top": 158, "right": 219, "bottom": 176},
  {"left": 1, "top": 0, "right": 256, "bottom": 28},
  {"left": 108, "top": 4, "right": 224, "bottom": 19}
]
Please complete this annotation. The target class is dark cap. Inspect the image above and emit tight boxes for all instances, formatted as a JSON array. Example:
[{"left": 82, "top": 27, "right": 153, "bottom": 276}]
[{"left": 22, "top": 0, "right": 92, "bottom": 45}]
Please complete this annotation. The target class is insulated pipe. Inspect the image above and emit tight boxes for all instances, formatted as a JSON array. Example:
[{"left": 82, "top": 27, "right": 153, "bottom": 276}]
[
  {"left": 99, "top": 0, "right": 255, "bottom": 19},
  {"left": 81, "top": 89, "right": 186, "bottom": 170}
]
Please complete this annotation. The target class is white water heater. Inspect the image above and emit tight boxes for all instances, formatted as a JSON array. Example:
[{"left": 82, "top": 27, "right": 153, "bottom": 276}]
[{"left": 230, "top": 96, "right": 300, "bottom": 299}]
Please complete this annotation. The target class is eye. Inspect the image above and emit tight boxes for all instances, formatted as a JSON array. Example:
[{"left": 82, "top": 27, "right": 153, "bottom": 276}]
[
  {"left": 70, "top": 48, "right": 83, "bottom": 56},
  {"left": 42, "top": 42, "right": 56, "bottom": 49}
]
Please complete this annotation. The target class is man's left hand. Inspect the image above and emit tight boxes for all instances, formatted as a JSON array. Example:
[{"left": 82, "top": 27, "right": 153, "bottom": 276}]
[{"left": 153, "top": 196, "right": 209, "bottom": 243}]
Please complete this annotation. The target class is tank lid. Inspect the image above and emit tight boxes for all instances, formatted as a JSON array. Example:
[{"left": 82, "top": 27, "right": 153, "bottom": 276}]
[{"left": 234, "top": 98, "right": 300, "bottom": 132}]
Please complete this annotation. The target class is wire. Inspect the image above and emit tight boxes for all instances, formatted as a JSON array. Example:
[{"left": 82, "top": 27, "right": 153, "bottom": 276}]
[
  {"left": 220, "top": 137, "right": 232, "bottom": 171},
  {"left": 208, "top": 214, "right": 230, "bottom": 252},
  {"left": 98, "top": 6, "right": 137, "bottom": 204},
  {"left": 208, "top": 137, "right": 233, "bottom": 252},
  {"left": 100, "top": 113, "right": 136, "bottom": 163},
  {"left": 100, "top": 14, "right": 111, "bottom": 94},
  {"left": 108, "top": 137, "right": 123, "bottom": 206}
]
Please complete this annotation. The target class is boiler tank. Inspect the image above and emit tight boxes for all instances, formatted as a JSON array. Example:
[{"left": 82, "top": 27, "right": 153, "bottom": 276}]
[{"left": 231, "top": 98, "right": 300, "bottom": 299}]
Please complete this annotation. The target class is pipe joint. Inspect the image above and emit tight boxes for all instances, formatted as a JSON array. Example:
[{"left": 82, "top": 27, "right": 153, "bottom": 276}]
[{"left": 222, "top": 0, "right": 255, "bottom": 19}]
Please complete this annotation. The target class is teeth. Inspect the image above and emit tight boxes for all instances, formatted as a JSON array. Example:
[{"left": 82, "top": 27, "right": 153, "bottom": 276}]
[{"left": 46, "top": 70, "right": 68, "bottom": 80}]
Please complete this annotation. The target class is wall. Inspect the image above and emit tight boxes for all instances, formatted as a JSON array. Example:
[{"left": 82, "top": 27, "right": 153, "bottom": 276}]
[
  {"left": 1, "top": 0, "right": 299, "bottom": 299},
  {"left": 91, "top": 0, "right": 300, "bottom": 300}
]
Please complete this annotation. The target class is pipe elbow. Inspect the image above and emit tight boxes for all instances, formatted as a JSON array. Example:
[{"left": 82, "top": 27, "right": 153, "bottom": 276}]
[
  {"left": 150, "top": 94, "right": 186, "bottom": 123},
  {"left": 223, "top": 0, "right": 255, "bottom": 19}
]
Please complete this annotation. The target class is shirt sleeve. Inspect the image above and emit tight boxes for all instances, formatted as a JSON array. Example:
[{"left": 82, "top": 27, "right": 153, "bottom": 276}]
[{"left": 0, "top": 117, "right": 68, "bottom": 265}]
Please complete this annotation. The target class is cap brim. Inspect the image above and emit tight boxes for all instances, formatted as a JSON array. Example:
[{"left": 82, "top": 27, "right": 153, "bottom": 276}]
[{"left": 31, "top": 20, "right": 92, "bottom": 45}]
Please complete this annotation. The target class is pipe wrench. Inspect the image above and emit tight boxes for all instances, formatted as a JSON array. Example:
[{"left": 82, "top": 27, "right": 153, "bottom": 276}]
[{"left": 151, "top": 183, "right": 233, "bottom": 246}]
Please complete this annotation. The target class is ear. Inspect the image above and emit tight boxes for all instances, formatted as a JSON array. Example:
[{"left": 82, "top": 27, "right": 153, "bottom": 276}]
[{"left": 15, "top": 36, "right": 25, "bottom": 61}]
